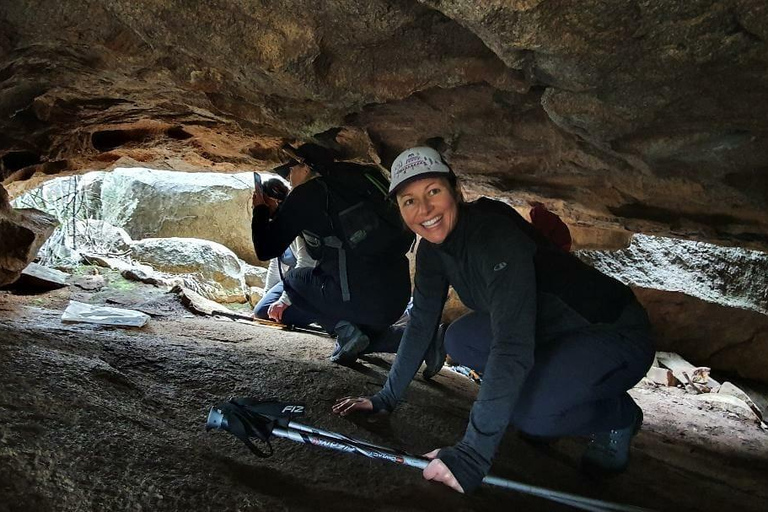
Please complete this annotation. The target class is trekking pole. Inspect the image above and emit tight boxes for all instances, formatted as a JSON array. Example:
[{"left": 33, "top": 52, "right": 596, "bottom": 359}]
[
  {"left": 272, "top": 424, "right": 652, "bottom": 512},
  {"left": 206, "top": 399, "right": 655, "bottom": 512}
]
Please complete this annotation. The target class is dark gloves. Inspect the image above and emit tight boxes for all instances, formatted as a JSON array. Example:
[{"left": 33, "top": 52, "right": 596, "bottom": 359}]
[{"left": 437, "top": 443, "right": 491, "bottom": 494}]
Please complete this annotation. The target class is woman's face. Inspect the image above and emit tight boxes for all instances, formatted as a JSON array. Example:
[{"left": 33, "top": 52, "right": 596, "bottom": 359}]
[
  {"left": 289, "top": 163, "right": 311, "bottom": 188},
  {"left": 396, "top": 176, "right": 458, "bottom": 244}
]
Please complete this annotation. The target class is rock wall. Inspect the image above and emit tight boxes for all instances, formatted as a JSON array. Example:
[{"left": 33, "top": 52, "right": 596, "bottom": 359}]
[{"left": 635, "top": 287, "right": 768, "bottom": 384}]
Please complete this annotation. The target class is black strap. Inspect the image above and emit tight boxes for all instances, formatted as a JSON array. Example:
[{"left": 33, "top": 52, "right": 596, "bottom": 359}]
[{"left": 217, "top": 402, "right": 276, "bottom": 458}]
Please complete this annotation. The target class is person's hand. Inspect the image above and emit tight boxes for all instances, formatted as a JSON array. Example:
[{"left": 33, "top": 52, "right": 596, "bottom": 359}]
[
  {"left": 422, "top": 449, "right": 465, "bottom": 493},
  {"left": 332, "top": 396, "right": 373, "bottom": 416},
  {"left": 252, "top": 187, "right": 266, "bottom": 208},
  {"left": 267, "top": 302, "right": 288, "bottom": 323},
  {"left": 264, "top": 195, "right": 279, "bottom": 215}
]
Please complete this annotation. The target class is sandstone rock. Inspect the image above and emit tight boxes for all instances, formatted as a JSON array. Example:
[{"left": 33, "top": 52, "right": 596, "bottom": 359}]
[
  {"left": 0, "top": 205, "right": 58, "bottom": 286},
  {"left": 120, "top": 267, "right": 164, "bottom": 286},
  {"left": 635, "top": 287, "right": 768, "bottom": 385},
  {"left": 14, "top": 262, "right": 69, "bottom": 290},
  {"left": 718, "top": 382, "right": 764, "bottom": 421},
  {"left": 579, "top": 235, "right": 768, "bottom": 384},
  {"left": 0, "top": 185, "right": 9, "bottom": 211},
  {"left": 578, "top": 234, "right": 768, "bottom": 315},
  {"left": 243, "top": 263, "right": 268, "bottom": 289},
  {"left": 130, "top": 237, "right": 246, "bottom": 303},
  {"left": 248, "top": 286, "right": 264, "bottom": 308},
  {"left": 70, "top": 274, "right": 106, "bottom": 291},
  {"left": 646, "top": 366, "right": 678, "bottom": 387},
  {"left": 100, "top": 168, "right": 258, "bottom": 264},
  {"left": 692, "top": 393, "right": 761, "bottom": 423},
  {"left": 171, "top": 284, "right": 238, "bottom": 318},
  {"left": 1, "top": 2, "right": 767, "bottom": 250}
]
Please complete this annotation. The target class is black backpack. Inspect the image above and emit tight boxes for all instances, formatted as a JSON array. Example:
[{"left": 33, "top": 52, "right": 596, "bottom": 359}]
[{"left": 302, "top": 162, "right": 414, "bottom": 301}]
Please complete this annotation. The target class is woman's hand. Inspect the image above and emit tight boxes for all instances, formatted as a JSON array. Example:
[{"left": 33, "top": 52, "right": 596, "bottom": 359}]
[
  {"left": 332, "top": 396, "right": 373, "bottom": 416},
  {"left": 422, "top": 449, "right": 465, "bottom": 493},
  {"left": 267, "top": 302, "right": 288, "bottom": 323},
  {"left": 264, "top": 195, "right": 279, "bottom": 215},
  {"left": 252, "top": 188, "right": 266, "bottom": 208}
]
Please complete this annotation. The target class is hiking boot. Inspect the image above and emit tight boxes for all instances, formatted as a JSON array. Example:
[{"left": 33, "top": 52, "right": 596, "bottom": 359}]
[
  {"left": 329, "top": 321, "right": 370, "bottom": 364},
  {"left": 423, "top": 323, "right": 447, "bottom": 380},
  {"left": 581, "top": 401, "right": 643, "bottom": 476}
]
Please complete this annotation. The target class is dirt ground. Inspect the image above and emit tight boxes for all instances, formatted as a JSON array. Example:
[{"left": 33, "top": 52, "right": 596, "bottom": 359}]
[{"left": 1, "top": 269, "right": 767, "bottom": 512}]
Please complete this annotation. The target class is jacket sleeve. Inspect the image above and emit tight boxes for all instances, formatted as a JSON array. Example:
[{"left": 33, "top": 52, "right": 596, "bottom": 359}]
[
  {"left": 264, "top": 258, "right": 281, "bottom": 292},
  {"left": 439, "top": 223, "right": 537, "bottom": 494},
  {"left": 251, "top": 182, "right": 317, "bottom": 261},
  {"left": 292, "top": 236, "right": 316, "bottom": 269},
  {"left": 370, "top": 241, "right": 448, "bottom": 412},
  {"left": 275, "top": 237, "right": 317, "bottom": 306}
]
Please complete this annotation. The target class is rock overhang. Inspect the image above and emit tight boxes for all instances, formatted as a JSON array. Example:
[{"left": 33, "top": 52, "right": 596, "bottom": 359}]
[{"left": 0, "top": 0, "right": 766, "bottom": 251}]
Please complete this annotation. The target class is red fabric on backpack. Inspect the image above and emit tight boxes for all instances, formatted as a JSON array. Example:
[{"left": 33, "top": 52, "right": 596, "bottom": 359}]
[{"left": 529, "top": 204, "right": 572, "bottom": 252}]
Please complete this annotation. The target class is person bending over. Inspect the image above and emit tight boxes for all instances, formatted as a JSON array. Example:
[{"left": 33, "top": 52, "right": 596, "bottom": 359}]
[
  {"left": 252, "top": 143, "right": 414, "bottom": 364},
  {"left": 251, "top": 178, "right": 318, "bottom": 328}
]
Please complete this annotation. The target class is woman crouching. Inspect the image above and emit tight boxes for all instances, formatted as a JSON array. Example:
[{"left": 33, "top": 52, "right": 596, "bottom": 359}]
[{"left": 333, "top": 146, "right": 655, "bottom": 494}]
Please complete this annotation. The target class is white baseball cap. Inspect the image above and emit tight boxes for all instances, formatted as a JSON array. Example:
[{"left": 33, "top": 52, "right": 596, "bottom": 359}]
[{"left": 389, "top": 147, "right": 452, "bottom": 196}]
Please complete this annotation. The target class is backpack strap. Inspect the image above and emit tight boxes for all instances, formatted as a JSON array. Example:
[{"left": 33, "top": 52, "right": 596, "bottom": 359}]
[
  {"left": 322, "top": 234, "right": 351, "bottom": 302},
  {"left": 315, "top": 178, "right": 353, "bottom": 302}
]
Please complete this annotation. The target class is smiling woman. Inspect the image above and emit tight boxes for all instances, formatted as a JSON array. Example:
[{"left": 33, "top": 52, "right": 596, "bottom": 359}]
[{"left": 334, "top": 145, "right": 655, "bottom": 495}]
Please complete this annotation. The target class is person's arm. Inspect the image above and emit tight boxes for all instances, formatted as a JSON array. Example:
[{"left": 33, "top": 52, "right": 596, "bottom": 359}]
[
  {"left": 274, "top": 237, "right": 316, "bottom": 306},
  {"left": 263, "top": 258, "right": 281, "bottom": 292},
  {"left": 252, "top": 182, "right": 317, "bottom": 261},
  {"left": 437, "top": 223, "right": 537, "bottom": 494},
  {"left": 291, "top": 236, "right": 316, "bottom": 269},
  {"left": 370, "top": 242, "right": 449, "bottom": 413}
]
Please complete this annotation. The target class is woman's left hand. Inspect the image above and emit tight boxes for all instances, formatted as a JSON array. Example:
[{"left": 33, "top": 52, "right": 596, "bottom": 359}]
[{"left": 422, "top": 449, "right": 464, "bottom": 493}]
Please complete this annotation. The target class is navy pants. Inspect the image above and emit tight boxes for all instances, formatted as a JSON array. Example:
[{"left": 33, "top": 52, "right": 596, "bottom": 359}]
[
  {"left": 445, "top": 300, "right": 654, "bottom": 436},
  {"left": 283, "top": 267, "right": 407, "bottom": 353},
  {"left": 253, "top": 281, "right": 317, "bottom": 328}
]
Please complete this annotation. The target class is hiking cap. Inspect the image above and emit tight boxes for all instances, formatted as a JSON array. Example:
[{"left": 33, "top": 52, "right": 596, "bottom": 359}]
[
  {"left": 272, "top": 143, "right": 337, "bottom": 179},
  {"left": 389, "top": 147, "right": 452, "bottom": 196},
  {"left": 272, "top": 162, "right": 295, "bottom": 180}
]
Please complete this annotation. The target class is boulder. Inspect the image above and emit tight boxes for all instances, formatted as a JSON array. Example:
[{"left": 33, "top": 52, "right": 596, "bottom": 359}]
[
  {"left": 247, "top": 286, "right": 264, "bottom": 308},
  {"left": 101, "top": 168, "right": 258, "bottom": 264},
  {"left": 243, "top": 263, "right": 268, "bottom": 289},
  {"left": 578, "top": 234, "right": 768, "bottom": 314},
  {"left": 14, "top": 262, "right": 69, "bottom": 290},
  {"left": 130, "top": 237, "right": 247, "bottom": 303},
  {"left": 578, "top": 235, "right": 768, "bottom": 384},
  {"left": 0, "top": 189, "right": 59, "bottom": 286}
]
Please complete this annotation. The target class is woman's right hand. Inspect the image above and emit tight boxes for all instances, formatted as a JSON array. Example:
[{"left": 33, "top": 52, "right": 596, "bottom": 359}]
[{"left": 332, "top": 396, "right": 373, "bottom": 416}]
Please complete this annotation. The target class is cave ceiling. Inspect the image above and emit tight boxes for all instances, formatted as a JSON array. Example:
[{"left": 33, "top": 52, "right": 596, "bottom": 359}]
[{"left": 1, "top": 0, "right": 767, "bottom": 250}]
